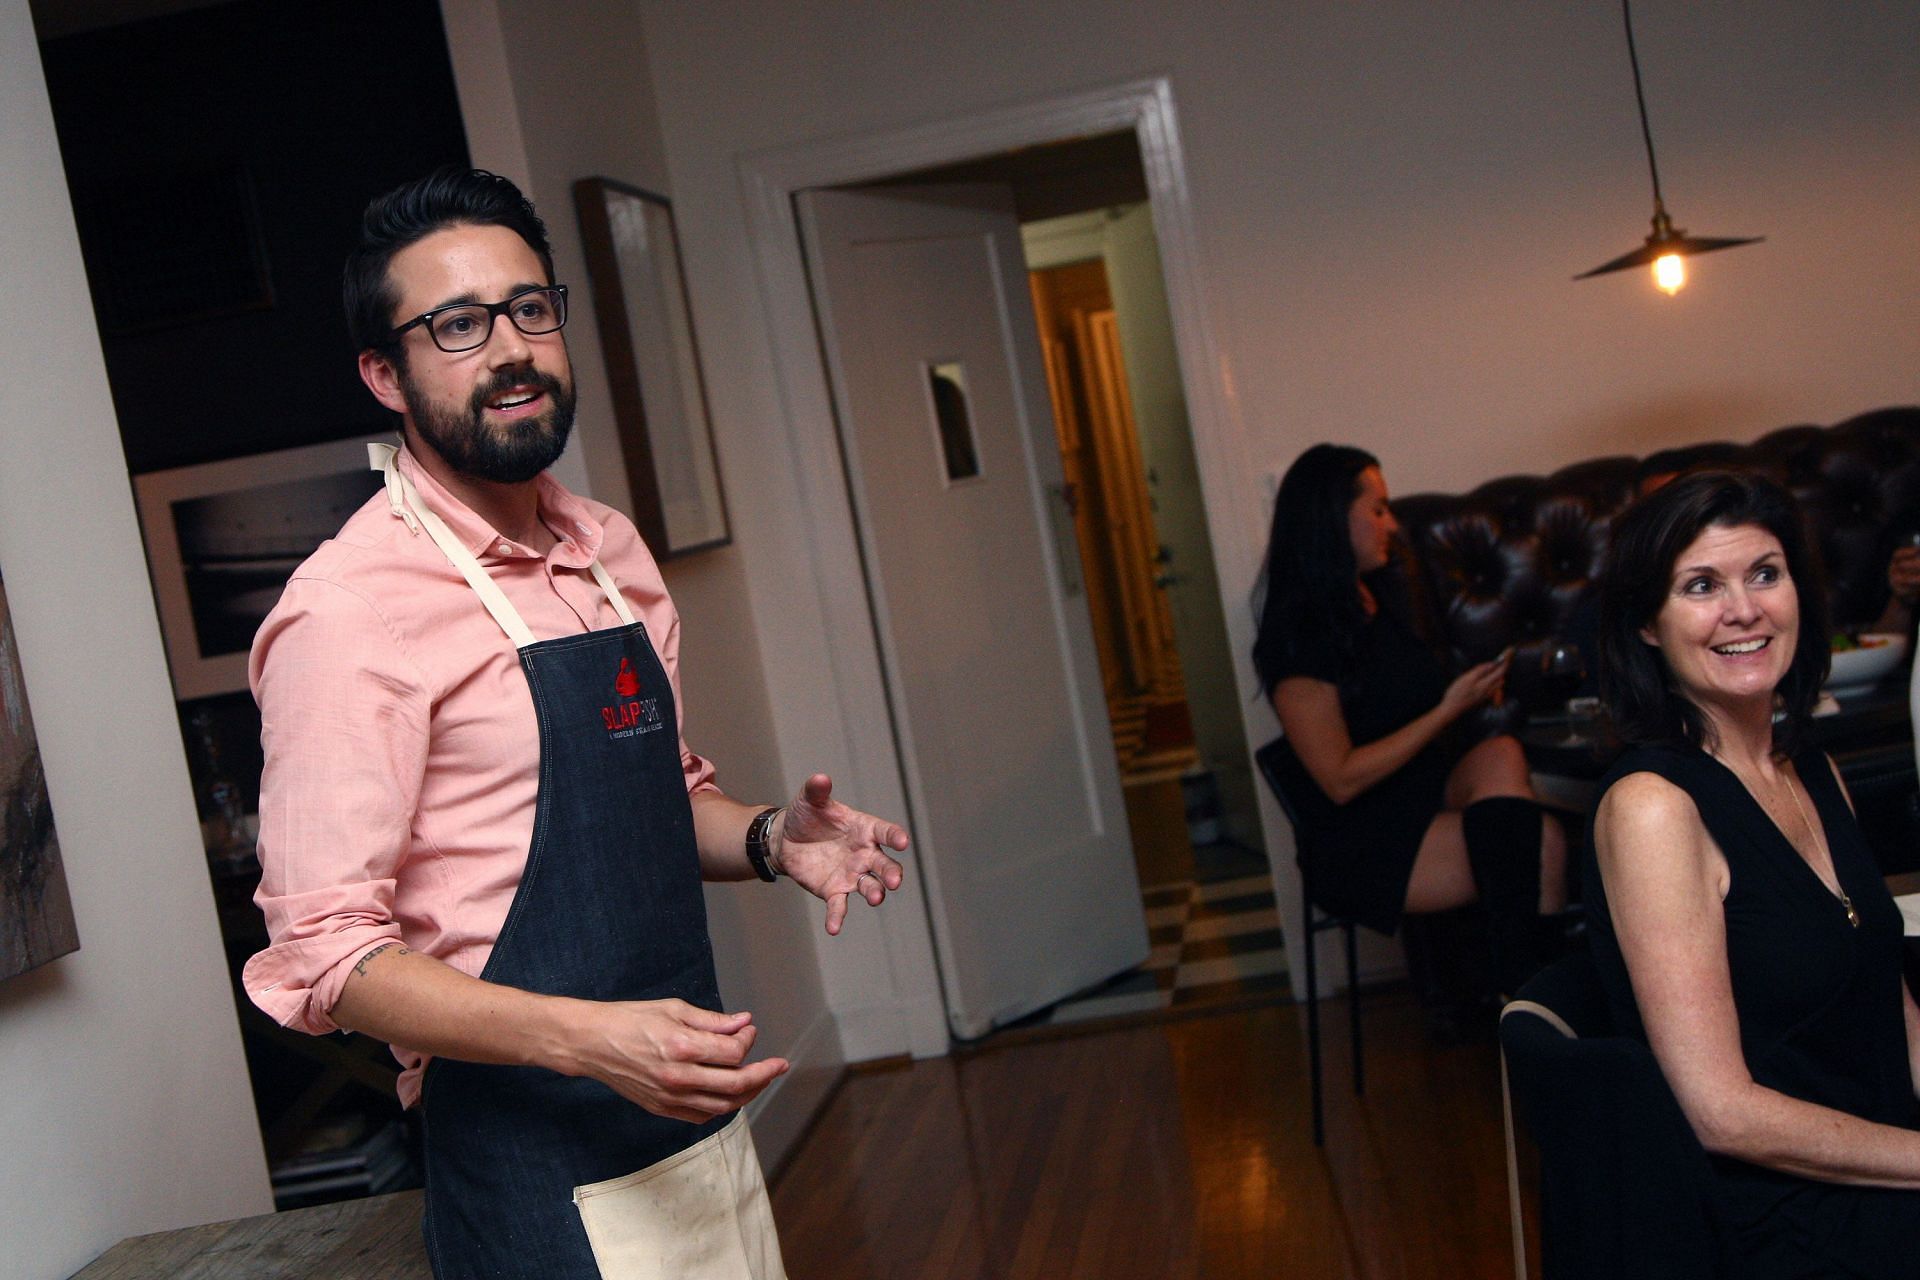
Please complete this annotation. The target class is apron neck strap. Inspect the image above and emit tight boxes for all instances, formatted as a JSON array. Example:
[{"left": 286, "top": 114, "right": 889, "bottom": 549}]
[{"left": 368, "top": 443, "right": 635, "bottom": 648}]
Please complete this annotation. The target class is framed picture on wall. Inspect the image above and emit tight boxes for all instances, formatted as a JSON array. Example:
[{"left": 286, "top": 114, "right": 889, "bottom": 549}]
[
  {"left": 1, "top": 569, "right": 80, "bottom": 983},
  {"left": 573, "top": 177, "right": 731, "bottom": 558},
  {"left": 133, "top": 434, "right": 391, "bottom": 701}
]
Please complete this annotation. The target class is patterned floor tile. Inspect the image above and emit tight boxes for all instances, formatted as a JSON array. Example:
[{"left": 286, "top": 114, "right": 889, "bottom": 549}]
[
  {"left": 1181, "top": 908, "right": 1280, "bottom": 943},
  {"left": 1019, "top": 854, "right": 1290, "bottom": 1030}
]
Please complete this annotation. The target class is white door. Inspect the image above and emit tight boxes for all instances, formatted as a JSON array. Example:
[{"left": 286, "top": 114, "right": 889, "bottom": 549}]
[{"left": 799, "top": 183, "right": 1148, "bottom": 1038}]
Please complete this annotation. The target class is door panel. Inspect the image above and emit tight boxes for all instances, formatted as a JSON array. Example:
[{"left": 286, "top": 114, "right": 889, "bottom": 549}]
[{"left": 799, "top": 184, "right": 1147, "bottom": 1038}]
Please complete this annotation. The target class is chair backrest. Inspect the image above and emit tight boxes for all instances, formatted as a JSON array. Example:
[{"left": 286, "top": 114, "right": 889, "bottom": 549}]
[
  {"left": 1499, "top": 951, "right": 1730, "bottom": 1279},
  {"left": 1253, "top": 735, "right": 1306, "bottom": 832},
  {"left": 1254, "top": 735, "right": 1340, "bottom": 919}
]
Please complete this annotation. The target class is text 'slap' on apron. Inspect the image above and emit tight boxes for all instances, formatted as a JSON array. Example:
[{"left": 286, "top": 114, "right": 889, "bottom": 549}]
[{"left": 371, "top": 447, "right": 785, "bottom": 1280}]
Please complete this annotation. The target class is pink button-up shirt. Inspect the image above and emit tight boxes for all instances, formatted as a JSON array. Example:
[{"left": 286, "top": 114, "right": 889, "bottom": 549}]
[{"left": 242, "top": 447, "right": 717, "bottom": 1105}]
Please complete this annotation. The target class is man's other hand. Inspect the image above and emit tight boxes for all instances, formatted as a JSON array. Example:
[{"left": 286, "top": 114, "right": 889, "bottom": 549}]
[
  {"left": 776, "top": 773, "right": 910, "bottom": 935},
  {"left": 567, "top": 999, "right": 788, "bottom": 1123}
]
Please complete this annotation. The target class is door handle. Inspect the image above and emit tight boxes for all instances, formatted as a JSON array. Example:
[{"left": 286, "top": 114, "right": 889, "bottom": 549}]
[{"left": 1046, "top": 483, "right": 1083, "bottom": 597}]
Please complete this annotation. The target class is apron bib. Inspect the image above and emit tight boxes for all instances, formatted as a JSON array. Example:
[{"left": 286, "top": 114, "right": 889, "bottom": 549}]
[{"left": 370, "top": 447, "right": 784, "bottom": 1280}]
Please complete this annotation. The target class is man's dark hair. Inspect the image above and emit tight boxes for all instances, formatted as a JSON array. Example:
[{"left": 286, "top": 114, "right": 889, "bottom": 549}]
[
  {"left": 1252, "top": 443, "right": 1381, "bottom": 695},
  {"left": 343, "top": 166, "right": 554, "bottom": 356},
  {"left": 1597, "top": 469, "right": 1830, "bottom": 754}
]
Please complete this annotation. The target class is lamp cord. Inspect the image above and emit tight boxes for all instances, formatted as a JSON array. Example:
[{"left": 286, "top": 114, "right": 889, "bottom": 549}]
[{"left": 1622, "top": 0, "right": 1667, "bottom": 214}]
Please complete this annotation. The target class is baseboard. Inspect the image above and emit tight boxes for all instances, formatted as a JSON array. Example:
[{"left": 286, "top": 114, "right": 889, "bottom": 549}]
[{"left": 833, "top": 996, "right": 949, "bottom": 1061}]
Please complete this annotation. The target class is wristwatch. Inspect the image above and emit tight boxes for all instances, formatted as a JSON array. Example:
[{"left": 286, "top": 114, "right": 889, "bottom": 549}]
[{"left": 745, "top": 806, "right": 783, "bottom": 882}]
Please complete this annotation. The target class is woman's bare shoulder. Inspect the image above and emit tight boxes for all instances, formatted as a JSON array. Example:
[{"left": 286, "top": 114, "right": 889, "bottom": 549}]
[
  {"left": 1595, "top": 770, "right": 1707, "bottom": 853},
  {"left": 1598, "top": 767, "right": 1697, "bottom": 811}
]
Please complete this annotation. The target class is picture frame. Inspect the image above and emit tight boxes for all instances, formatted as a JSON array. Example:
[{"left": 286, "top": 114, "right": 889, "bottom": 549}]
[
  {"left": 2, "top": 568, "right": 80, "bottom": 982},
  {"left": 133, "top": 434, "right": 391, "bottom": 701},
  {"left": 573, "top": 177, "right": 730, "bottom": 558}
]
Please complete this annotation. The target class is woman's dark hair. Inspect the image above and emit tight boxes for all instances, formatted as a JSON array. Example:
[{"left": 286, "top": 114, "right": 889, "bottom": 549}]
[
  {"left": 1252, "top": 443, "right": 1380, "bottom": 694},
  {"left": 1596, "top": 469, "right": 1830, "bottom": 753},
  {"left": 343, "top": 166, "right": 555, "bottom": 357}
]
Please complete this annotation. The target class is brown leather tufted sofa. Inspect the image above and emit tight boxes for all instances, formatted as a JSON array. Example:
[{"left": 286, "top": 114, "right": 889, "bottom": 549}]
[
  {"left": 1383, "top": 404, "right": 1920, "bottom": 870},
  {"left": 1389, "top": 405, "right": 1920, "bottom": 715}
]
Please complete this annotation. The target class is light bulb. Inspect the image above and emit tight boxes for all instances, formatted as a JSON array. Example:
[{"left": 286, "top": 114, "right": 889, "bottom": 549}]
[{"left": 1652, "top": 252, "right": 1686, "bottom": 295}]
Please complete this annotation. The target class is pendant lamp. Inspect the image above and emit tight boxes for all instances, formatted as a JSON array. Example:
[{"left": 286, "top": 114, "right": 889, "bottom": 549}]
[{"left": 1575, "top": 0, "right": 1762, "bottom": 294}]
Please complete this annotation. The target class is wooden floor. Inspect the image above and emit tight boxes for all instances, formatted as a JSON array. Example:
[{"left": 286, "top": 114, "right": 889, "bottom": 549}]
[{"left": 769, "top": 986, "right": 1537, "bottom": 1279}]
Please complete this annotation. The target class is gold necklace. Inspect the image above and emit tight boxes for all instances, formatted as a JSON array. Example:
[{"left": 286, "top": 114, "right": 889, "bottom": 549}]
[{"left": 1784, "top": 772, "right": 1858, "bottom": 928}]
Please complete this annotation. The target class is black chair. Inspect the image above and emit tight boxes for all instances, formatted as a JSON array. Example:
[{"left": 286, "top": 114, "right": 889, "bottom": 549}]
[
  {"left": 1499, "top": 950, "right": 1729, "bottom": 1279},
  {"left": 1254, "top": 736, "right": 1364, "bottom": 1147}
]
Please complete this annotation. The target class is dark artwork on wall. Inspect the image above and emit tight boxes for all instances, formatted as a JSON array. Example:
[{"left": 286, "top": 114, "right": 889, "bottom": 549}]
[
  {"left": 70, "top": 162, "right": 275, "bottom": 335},
  {"left": 0, "top": 571, "right": 79, "bottom": 983},
  {"left": 38, "top": 0, "right": 471, "bottom": 474},
  {"left": 134, "top": 435, "right": 390, "bottom": 701},
  {"left": 573, "top": 179, "right": 731, "bottom": 557}
]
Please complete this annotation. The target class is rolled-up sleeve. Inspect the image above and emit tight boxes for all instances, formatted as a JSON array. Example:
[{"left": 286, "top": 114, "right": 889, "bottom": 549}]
[
  {"left": 655, "top": 608, "right": 718, "bottom": 799},
  {"left": 611, "top": 520, "right": 718, "bottom": 799},
  {"left": 242, "top": 575, "right": 430, "bottom": 1034}
]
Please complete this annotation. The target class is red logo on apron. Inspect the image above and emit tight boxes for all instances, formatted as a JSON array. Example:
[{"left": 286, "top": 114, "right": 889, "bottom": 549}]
[{"left": 614, "top": 657, "right": 641, "bottom": 698}]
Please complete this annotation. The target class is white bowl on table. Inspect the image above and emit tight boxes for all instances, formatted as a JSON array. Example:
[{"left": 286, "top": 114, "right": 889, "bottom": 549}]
[{"left": 1826, "top": 632, "right": 1908, "bottom": 694}]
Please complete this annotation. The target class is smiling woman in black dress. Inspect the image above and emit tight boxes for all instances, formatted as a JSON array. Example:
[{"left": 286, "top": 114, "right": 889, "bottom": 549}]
[
  {"left": 1587, "top": 471, "right": 1920, "bottom": 1277},
  {"left": 1254, "top": 444, "right": 1566, "bottom": 995}
]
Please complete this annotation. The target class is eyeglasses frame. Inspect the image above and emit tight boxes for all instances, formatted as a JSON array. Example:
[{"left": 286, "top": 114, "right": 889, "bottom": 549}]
[{"left": 386, "top": 283, "right": 571, "bottom": 354}]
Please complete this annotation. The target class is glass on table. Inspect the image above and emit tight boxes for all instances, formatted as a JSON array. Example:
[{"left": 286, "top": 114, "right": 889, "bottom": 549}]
[
  {"left": 1538, "top": 640, "right": 1586, "bottom": 706},
  {"left": 1535, "top": 640, "right": 1590, "bottom": 746},
  {"left": 1564, "top": 695, "right": 1604, "bottom": 746}
]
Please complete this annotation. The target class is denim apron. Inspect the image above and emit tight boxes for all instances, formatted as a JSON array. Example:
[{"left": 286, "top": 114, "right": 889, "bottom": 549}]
[{"left": 370, "top": 448, "right": 782, "bottom": 1279}]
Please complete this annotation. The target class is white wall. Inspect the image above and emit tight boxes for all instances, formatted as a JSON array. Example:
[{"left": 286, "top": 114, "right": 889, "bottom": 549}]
[
  {"left": 637, "top": 1, "right": 1918, "bottom": 494},
  {"left": 632, "top": 0, "right": 1919, "bottom": 1008},
  {"left": 440, "top": 0, "right": 844, "bottom": 1166},
  {"left": 0, "top": 2, "right": 271, "bottom": 1275}
]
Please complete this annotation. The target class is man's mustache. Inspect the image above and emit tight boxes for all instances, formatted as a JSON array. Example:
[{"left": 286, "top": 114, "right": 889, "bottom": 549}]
[{"left": 469, "top": 366, "right": 568, "bottom": 415}]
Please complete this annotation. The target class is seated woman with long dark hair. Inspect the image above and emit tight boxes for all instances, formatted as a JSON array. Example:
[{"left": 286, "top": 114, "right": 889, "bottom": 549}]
[
  {"left": 1254, "top": 444, "right": 1566, "bottom": 996},
  {"left": 1588, "top": 470, "right": 1920, "bottom": 1277}
]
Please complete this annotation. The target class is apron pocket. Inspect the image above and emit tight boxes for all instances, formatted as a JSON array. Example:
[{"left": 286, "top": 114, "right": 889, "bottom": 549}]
[{"left": 571, "top": 1112, "right": 786, "bottom": 1280}]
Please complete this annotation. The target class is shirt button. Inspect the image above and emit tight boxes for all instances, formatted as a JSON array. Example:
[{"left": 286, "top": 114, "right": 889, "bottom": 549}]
[{"left": 498, "top": 542, "right": 513, "bottom": 555}]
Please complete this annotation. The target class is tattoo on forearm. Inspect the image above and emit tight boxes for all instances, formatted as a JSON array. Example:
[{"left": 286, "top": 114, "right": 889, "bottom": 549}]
[{"left": 353, "top": 942, "right": 411, "bottom": 977}]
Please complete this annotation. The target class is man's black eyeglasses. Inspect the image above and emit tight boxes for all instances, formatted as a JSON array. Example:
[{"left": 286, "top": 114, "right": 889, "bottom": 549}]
[{"left": 388, "top": 285, "right": 569, "bottom": 354}]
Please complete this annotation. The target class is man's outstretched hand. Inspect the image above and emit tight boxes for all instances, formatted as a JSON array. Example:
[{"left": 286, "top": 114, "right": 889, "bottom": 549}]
[{"left": 776, "top": 774, "right": 909, "bottom": 935}]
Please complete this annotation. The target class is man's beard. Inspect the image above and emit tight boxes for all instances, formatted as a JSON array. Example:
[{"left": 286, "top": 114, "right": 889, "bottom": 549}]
[{"left": 401, "top": 362, "right": 577, "bottom": 484}]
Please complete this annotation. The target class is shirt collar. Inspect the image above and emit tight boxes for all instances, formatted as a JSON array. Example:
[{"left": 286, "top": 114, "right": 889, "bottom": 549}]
[{"left": 394, "top": 445, "right": 605, "bottom": 566}]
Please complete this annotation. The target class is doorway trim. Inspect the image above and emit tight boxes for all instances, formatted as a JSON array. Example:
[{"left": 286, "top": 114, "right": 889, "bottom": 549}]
[{"left": 737, "top": 78, "right": 1296, "bottom": 1055}]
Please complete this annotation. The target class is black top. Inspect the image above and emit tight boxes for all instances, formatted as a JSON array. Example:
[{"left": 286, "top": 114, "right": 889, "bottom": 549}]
[
  {"left": 1266, "top": 600, "right": 1464, "bottom": 932},
  {"left": 1277, "top": 603, "right": 1446, "bottom": 738},
  {"left": 1584, "top": 742, "right": 1920, "bottom": 1273}
]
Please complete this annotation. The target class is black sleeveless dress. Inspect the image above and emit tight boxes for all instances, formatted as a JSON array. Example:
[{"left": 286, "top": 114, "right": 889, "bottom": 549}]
[
  {"left": 1264, "top": 602, "right": 1469, "bottom": 933},
  {"left": 1584, "top": 743, "right": 1920, "bottom": 1278}
]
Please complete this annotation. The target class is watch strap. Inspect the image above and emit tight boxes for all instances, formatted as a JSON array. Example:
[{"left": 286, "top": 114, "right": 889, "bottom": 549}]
[{"left": 745, "top": 806, "right": 782, "bottom": 882}]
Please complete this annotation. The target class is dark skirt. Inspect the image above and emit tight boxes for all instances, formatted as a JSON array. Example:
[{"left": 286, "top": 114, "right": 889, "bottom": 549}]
[
  {"left": 1722, "top": 1161, "right": 1920, "bottom": 1279},
  {"left": 1299, "top": 737, "right": 1461, "bottom": 934}
]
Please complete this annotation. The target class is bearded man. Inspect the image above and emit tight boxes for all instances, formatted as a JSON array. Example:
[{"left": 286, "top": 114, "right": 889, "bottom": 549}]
[{"left": 243, "top": 168, "right": 906, "bottom": 1279}]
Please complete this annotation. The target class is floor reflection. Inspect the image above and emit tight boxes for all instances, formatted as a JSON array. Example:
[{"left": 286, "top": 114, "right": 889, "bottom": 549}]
[{"left": 770, "top": 989, "right": 1528, "bottom": 1279}]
